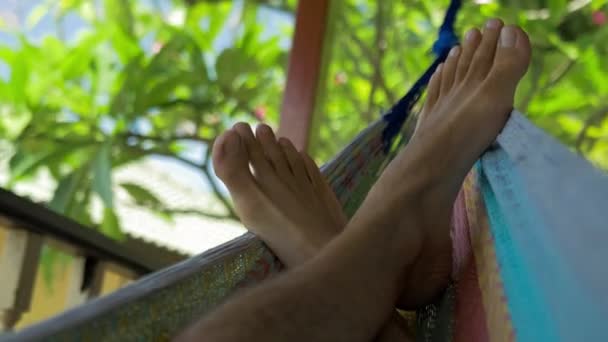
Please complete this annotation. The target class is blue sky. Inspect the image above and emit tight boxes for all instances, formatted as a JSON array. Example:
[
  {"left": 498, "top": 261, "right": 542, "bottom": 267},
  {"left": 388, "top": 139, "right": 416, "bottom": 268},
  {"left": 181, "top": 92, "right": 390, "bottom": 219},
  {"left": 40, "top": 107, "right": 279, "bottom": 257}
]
[{"left": 0, "top": 0, "right": 294, "bottom": 199}]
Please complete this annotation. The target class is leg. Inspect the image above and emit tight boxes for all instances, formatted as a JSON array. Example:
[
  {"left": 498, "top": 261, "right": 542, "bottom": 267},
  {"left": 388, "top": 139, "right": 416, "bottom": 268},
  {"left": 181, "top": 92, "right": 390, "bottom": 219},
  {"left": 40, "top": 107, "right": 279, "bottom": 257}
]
[
  {"left": 212, "top": 123, "right": 412, "bottom": 340},
  {"left": 176, "top": 20, "right": 531, "bottom": 342},
  {"left": 395, "top": 20, "right": 531, "bottom": 307}
]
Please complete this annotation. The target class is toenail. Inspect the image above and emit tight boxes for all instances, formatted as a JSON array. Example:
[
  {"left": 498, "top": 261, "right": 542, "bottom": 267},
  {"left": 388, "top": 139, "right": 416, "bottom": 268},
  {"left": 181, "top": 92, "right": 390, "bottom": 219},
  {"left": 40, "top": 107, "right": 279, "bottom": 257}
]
[
  {"left": 485, "top": 19, "right": 501, "bottom": 29},
  {"left": 500, "top": 26, "right": 516, "bottom": 48},
  {"left": 449, "top": 46, "right": 460, "bottom": 57}
]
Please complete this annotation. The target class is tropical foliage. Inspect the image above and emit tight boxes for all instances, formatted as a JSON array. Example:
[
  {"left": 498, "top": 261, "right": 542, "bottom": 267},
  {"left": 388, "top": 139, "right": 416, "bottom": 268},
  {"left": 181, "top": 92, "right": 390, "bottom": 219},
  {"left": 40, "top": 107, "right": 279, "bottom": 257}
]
[
  {"left": 0, "top": 0, "right": 294, "bottom": 238},
  {"left": 0, "top": 0, "right": 606, "bottom": 241},
  {"left": 315, "top": 0, "right": 608, "bottom": 168}
]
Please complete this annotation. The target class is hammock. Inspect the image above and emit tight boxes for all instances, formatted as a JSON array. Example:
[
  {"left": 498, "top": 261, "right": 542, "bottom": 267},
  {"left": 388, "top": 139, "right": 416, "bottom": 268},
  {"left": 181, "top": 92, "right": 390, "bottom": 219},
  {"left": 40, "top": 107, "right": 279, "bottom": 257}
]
[{"left": 5, "top": 1, "right": 608, "bottom": 341}]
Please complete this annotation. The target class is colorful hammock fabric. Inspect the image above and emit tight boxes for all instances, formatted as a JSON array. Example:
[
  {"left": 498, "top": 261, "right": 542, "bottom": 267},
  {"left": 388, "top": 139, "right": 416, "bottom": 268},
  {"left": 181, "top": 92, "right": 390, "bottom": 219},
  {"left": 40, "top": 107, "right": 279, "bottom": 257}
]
[
  {"left": 7, "top": 110, "right": 608, "bottom": 342},
  {"left": 2, "top": 104, "right": 415, "bottom": 342},
  {"left": 6, "top": 0, "right": 608, "bottom": 340},
  {"left": 417, "top": 112, "right": 608, "bottom": 342}
]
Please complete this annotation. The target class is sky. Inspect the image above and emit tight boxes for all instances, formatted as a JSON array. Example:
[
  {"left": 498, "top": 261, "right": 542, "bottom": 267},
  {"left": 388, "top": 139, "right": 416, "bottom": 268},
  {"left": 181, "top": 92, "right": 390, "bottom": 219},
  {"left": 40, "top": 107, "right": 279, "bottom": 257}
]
[
  {"left": 0, "top": 0, "right": 296, "bottom": 251},
  {"left": 0, "top": 0, "right": 294, "bottom": 196}
]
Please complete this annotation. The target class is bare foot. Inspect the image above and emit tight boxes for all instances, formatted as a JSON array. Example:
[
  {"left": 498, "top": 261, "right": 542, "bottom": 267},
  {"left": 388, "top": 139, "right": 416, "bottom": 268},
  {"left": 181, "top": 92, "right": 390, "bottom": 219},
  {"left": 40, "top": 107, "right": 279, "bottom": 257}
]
[
  {"left": 367, "top": 19, "right": 531, "bottom": 308},
  {"left": 212, "top": 123, "right": 347, "bottom": 267}
]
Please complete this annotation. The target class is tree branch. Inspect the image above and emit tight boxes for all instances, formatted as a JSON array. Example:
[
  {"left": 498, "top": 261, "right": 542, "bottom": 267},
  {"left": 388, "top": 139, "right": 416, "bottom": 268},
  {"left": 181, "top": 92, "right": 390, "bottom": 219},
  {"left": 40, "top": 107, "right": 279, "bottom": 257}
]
[
  {"left": 157, "top": 99, "right": 215, "bottom": 110},
  {"left": 518, "top": 58, "right": 544, "bottom": 111},
  {"left": 185, "top": 0, "right": 295, "bottom": 15},
  {"left": 149, "top": 149, "right": 237, "bottom": 220},
  {"left": 125, "top": 132, "right": 215, "bottom": 145},
  {"left": 152, "top": 151, "right": 204, "bottom": 170},
  {"left": 521, "top": 58, "right": 575, "bottom": 111},
  {"left": 339, "top": 15, "right": 396, "bottom": 105},
  {"left": 575, "top": 105, "right": 608, "bottom": 153},
  {"left": 539, "top": 59, "right": 576, "bottom": 93},
  {"left": 364, "top": 2, "right": 388, "bottom": 122}
]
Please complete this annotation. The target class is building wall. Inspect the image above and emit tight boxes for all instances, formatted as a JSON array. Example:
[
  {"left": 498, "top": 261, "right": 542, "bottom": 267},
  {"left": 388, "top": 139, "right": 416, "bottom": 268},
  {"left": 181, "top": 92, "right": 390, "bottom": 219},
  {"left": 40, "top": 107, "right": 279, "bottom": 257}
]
[{"left": 0, "top": 225, "right": 132, "bottom": 331}]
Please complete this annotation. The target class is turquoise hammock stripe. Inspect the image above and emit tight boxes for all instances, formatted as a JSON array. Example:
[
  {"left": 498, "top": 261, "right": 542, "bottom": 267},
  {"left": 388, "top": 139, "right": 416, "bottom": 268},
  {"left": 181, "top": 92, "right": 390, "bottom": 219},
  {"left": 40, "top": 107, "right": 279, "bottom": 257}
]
[
  {"left": 483, "top": 113, "right": 608, "bottom": 341},
  {"left": 479, "top": 160, "right": 558, "bottom": 341},
  {"left": 25, "top": 2, "right": 608, "bottom": 341}
]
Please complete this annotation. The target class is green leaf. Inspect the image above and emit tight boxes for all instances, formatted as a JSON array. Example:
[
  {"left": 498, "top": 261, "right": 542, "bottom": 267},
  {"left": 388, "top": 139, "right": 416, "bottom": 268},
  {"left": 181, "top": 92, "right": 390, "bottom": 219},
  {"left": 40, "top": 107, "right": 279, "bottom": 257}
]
[
  {"left": 100, "top": 207, "right": 124, "bottom": 240},
  {"left": 8, "top": 49, "right": 28, "bottom": 104},
  {"left": 48, "top": 167, "right": 88, "bottom": 214},
  {"left": 60, "top": 31, "right": 106, "bottom": 80},
  {"left": 185, "top": 3, "right": 231, "bottom": 50},
  {"left": 104, "top": 0, "right": 135, "bottom": 38},
  {"left": 121, "top": 182, "right": 175, "bottom": 223},
  {"left": 108, "top": 56, "right": 144, "bottom": 118},
  {"left": 8, "top": 145, "right": 75, "bottom": 185},
  {"left": 68, "top": 185, "right": 94, "bottom": 227},
  {"left": 142, "top": 72, "right": 190, "bottom": 109},
  {"left": 59, "top": 0, "right": 85, "bottom": 14},
  {"left": 104, "top": 23, "right": 141, "bottom": 63},
  {"left": 120, "top": 182, "right": 162, "bottom": 208},
  {"left": 92, "top": 142, "right": 114, "bottom": 208},
  {"left": 40, "top": 246, "right": 73, "bottom": 291},
  {"left": 215, "top": 48, "right": 256, "bottom": 88}
]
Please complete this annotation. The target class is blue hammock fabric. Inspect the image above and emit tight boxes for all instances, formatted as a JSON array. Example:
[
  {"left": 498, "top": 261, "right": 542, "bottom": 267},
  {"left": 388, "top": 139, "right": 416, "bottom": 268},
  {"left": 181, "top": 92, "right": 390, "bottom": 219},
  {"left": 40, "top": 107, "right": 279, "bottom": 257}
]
[
  {"left": 7, "top": 1, "right": 608, "bottom": 341},
  {"left": 482, "top": 113, "right": 608, "bottom": 341}
]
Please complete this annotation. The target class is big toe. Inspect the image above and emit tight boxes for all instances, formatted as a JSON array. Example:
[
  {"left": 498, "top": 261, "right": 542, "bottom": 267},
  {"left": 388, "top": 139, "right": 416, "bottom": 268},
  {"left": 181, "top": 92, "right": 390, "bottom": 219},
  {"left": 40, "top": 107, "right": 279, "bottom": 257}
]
[
  {"left": 212, "top": 129, "right": 256, "bottom": 195},
  {"left": 490, "top": 25, "right": 531, "bottom": 87}
]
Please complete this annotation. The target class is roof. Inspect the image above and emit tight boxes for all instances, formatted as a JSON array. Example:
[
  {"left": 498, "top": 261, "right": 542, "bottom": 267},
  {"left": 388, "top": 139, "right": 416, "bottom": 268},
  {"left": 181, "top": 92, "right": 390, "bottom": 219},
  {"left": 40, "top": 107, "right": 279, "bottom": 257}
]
[{"left": 0, "top": 151, "right": 245, "bottom": 257}]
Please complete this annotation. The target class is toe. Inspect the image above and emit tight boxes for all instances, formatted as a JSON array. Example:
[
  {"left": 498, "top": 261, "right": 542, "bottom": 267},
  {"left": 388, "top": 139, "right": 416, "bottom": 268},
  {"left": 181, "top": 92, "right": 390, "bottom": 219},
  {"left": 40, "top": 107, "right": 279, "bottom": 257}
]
[
  {"left": 212, "top": 129, "right": 258, "bottom": 198},
  {"left": 466, "top": 18, "right": 503, "bottom": 81},
  {"left": 454, "top": 28, "right": 482, "bottom": 83},
  {"left": 278, "top": 138, "right": 315, "bottom": 194},
  {"left": 256, "top": 124, "right": 294, "bottom": 183},
  {"left": 301, "top": 152, "right": 324, "bottom": 190},
  {"left": 302, "top": 153, "right": 347, "bottom": 228},
  {"left": 233, "top": 122, "right": 275, "bottom": 178},
  {"left": 424, "top": 63, "right": 443, "bottom": 109},
  {"left": 418, "top": 64, "right": 443, "bottom": 130},
  {"left": 489, "top": 25, "right": 531, "bottom": 88},
  {"left": 439, "top": 46, "right": 461, "bottom": 96}
]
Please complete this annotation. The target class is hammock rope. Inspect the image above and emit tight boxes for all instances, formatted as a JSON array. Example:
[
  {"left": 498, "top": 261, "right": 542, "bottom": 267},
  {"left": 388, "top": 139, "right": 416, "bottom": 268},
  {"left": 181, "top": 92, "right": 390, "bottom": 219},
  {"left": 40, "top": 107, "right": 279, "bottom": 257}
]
[
  {"left": 10, "top": 1, "right": 608, "bottom": 341},
  {"left": 382, "top": 0, "right": 462, "bottom": 149}
]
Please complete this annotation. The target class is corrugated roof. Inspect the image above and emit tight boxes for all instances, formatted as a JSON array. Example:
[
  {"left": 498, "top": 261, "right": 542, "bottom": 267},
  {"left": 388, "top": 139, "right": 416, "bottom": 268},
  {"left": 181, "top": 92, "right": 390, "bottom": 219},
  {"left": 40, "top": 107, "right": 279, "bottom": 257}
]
[{"left": 0, "top": 151, "right": 245, "bottom": 256}]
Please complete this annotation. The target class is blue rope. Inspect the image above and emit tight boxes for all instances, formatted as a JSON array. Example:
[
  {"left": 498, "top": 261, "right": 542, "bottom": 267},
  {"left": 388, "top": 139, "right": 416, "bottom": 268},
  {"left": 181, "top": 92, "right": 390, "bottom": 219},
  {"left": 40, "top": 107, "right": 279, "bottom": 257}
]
[
  {"left": 382, "top": 0, "right": 462, "bottom": 150},
  {"left": 433, "top": 0, "right": 462, "bottom": 57}
]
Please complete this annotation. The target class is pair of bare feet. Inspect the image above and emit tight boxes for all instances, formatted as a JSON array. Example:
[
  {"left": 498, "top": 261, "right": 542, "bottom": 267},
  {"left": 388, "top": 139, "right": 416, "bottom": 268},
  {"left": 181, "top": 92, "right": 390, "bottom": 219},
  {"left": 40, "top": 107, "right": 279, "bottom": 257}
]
[{"left": 212, "top": 19, "right": 531, "bottom": 311}]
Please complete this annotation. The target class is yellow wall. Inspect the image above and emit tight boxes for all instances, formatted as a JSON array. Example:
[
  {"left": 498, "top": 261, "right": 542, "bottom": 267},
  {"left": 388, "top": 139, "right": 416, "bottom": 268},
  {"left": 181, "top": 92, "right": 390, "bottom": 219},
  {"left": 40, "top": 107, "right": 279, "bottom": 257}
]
[
  {"left": 0, "top": 225, "right": 132, "bottom": 331},
  {"left": 16, "top": 256, "right": 74, "bottom": 329},
  {"left": 0, "top": 226, "right": 5, "bottom": 258}
]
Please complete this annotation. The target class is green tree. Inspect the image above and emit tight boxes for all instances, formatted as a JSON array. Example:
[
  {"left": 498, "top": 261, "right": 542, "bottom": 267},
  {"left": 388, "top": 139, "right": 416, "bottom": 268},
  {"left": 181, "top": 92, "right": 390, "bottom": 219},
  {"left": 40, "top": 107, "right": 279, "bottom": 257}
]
[
  {"left": 314, "top": 0, "right": 608, "bottom": 171},
  {"left": 1, "top": 0, "right": 607, "bottom": 243},
  {"left": 0, "top": 0, "right": 293, "bottom": 238}
]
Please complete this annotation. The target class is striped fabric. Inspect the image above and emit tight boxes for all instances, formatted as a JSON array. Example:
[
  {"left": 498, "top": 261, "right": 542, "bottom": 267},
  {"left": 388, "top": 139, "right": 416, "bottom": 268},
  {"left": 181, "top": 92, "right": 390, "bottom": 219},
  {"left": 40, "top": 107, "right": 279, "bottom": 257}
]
[
  {"left": 418, "top": 112, "right": 608, "bottom": 341},
  {"left": 6, "top": 112, "right": 608, "bottom": 341}
]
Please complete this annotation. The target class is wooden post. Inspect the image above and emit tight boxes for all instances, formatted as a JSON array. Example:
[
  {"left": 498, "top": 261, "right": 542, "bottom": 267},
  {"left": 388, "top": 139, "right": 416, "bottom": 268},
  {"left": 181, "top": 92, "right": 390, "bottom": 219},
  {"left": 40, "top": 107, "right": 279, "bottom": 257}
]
[
  {"left": 278, "top": 0, "right": 331, "bottom": 152},
  {"left": 64, "top": 256, "right": 89, "bottom": 309},
  {"left": 0, "top": 223, "right": 42, "bottom": 331}
]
